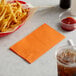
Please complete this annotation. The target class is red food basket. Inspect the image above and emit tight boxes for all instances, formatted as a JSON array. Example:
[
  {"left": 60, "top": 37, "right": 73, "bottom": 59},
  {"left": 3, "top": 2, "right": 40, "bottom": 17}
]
[{"left": 0, "top": 0, "right": 36, "bottom": 37}]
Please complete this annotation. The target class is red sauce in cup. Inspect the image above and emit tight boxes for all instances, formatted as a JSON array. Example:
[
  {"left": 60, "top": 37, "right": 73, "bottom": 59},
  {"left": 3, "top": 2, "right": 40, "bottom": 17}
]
[{"left": 61, "top": 17, "right": 76, "bottom": 31}]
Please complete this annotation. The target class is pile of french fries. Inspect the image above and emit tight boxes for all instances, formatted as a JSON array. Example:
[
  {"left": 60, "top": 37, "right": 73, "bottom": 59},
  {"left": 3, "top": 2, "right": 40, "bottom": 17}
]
[{"left": 0, "top": 0, "right": 29, "bottom": 32}]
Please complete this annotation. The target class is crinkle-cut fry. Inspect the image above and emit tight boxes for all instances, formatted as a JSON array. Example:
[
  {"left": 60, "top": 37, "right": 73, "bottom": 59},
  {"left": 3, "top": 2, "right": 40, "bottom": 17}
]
[{"left": 0, "top": 8, "right": 7, "bottom": 21}]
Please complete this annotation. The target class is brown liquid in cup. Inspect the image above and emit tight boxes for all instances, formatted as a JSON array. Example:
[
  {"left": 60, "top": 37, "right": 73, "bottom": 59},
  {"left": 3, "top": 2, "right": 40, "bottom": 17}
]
[
  {"left": 58, "top": 63, "right": 76, "bottom": 76},
  {"left": 57, "top": 49, "right": 76, "bottom": 76}
]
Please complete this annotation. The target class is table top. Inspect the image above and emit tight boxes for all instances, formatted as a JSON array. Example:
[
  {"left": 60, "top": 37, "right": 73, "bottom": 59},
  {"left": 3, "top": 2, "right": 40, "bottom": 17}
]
[{"left": 0, "top": 0, "right": 76, "bottom": 76}]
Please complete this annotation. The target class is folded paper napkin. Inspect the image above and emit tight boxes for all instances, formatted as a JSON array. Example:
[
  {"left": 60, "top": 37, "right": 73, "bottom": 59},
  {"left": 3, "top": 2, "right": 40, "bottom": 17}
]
[{"left": 10, "top": 23, "right": 65, "bottom": 63}]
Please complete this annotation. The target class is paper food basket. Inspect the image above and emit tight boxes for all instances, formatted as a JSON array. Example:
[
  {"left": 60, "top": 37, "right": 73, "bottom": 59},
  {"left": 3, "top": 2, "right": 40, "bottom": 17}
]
[{"left": 0, "top": 0, "right": 38, "bottom": 37}]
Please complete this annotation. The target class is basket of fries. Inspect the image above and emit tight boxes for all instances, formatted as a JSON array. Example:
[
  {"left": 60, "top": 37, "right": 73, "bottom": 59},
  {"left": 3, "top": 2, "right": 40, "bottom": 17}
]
[{"left": 0, "top": 0, "right": 37, "bottom": 37}]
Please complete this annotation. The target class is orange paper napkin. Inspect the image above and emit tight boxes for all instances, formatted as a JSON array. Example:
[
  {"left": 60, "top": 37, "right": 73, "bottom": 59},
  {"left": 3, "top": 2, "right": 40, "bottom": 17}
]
[{"left": 10, "top": 23, "right": 65, "bottom": 63}]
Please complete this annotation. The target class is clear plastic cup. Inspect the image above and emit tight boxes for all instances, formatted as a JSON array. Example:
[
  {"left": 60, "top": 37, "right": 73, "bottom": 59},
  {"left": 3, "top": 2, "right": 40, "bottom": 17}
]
[
  {"left": 59, "top": 10, "right": 76, "bottom": 31},
  {"left": 55, "top": 45, "right": 76, "bottom": 76}
]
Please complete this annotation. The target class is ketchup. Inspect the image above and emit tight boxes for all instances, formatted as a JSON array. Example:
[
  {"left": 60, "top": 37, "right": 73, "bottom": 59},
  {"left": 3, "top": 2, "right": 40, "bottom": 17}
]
[
  {"left": 62, "top": 17, "right": 76, "bottom": 24},
  {"left": 61, "top": 17, "right": 76, "bottom": 31}
]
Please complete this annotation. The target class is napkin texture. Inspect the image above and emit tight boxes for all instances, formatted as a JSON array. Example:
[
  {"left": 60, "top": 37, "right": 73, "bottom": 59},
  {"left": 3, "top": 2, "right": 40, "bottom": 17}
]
[{"left": 10, "top": 23, "right": 65, "bottom": 63}]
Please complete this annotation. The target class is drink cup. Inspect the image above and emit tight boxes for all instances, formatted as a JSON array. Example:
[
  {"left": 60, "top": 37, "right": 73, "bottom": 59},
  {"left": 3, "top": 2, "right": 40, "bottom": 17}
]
[{"left": 55, "top": 45, "right": 76, "bottom": 76}]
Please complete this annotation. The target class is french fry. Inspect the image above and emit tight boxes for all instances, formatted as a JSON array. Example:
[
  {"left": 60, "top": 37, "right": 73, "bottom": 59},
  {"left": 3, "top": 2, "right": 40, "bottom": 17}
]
[
  {"left": 8, "top": 4, "right": 17, "bottom": 22},
  {"left": 0, "top": 0, "right": 29, "bottom": 32},
  {"left": 0, "top": 6, "right": 5, "bottom": 16},
  {"left": 1, "top": 0, "right": 6, "bottom": 4},
  {"left": 0, "top": 8, "right": 7, "bottom": 21}
]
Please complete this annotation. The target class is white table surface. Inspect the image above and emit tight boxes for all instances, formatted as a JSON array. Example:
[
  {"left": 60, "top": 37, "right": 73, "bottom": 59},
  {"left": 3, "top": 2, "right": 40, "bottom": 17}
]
[{"left": 0, "top": 0, "right": 76, "bottom": 76}]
